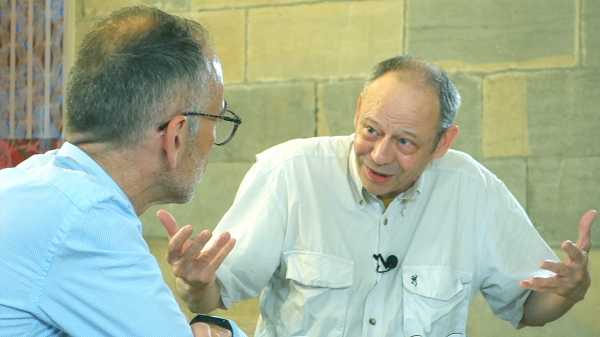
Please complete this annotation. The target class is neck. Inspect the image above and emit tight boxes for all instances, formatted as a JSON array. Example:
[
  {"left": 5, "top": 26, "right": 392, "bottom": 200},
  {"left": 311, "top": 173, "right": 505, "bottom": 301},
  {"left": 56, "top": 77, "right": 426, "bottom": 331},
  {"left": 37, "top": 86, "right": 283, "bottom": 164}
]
[
  {"left": 77, "top": 142, "right": 163, "bottom": 215},
  {"left": 380, "top": 195, "right": 395, "bottom": 208}
]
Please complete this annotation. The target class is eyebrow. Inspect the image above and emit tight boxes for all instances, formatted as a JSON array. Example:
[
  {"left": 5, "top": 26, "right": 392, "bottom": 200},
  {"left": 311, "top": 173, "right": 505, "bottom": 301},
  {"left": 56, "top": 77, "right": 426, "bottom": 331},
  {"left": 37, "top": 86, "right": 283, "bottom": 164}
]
[
  {"left": 362, "top": 117, "right": 418, "bottom": 139},
  {"left": 394, "top": 128, "right": 418, "bottom": 139}
]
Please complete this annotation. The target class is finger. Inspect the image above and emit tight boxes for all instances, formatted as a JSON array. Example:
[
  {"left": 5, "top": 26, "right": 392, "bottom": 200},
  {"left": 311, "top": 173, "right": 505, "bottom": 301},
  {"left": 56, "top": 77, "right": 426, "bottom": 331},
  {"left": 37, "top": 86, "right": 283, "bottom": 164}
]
[
  {"left": 157, "top": 209, "right": 179, "bottom": 238},
  {"left": 540, "top": 260, "right": 568, "bottom": 276},
  {"left": 577, "top": 209, "right": 597, "bottom": 252},
  {"left": 562, "top": 240, "right": 586, "bottom": 265},
  {"left": 207, "top": 235, "right": 236, "bottom": 270},
  {"left": 186, "top": 229, "right": 212, "bottom": 259},
  {"left": 167, "top": 225, "right": 193, "bottom": 264},
  {"left": 520, "top": 276, "right": 560, "bottom": 292},
  {"left": 198, "top": 232, "right": 232, "bottom": 261},
  {"left": 190, "top": 322, "right": 212, "bottom": 337}
]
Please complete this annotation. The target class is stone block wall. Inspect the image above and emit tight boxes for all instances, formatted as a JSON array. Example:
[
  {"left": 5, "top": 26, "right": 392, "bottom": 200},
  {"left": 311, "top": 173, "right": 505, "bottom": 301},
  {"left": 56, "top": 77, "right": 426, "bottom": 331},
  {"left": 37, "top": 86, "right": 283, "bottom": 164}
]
[{"left": 68, "top": 1, "right": 600, "bottom": 336}]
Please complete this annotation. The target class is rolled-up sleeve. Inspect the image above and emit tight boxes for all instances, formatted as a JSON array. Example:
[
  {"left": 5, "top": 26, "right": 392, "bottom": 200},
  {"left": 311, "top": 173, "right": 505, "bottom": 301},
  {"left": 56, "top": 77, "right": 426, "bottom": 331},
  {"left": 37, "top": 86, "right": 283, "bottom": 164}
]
[{"left": 479, "top": 179, "right": 558, "bottom": 327}]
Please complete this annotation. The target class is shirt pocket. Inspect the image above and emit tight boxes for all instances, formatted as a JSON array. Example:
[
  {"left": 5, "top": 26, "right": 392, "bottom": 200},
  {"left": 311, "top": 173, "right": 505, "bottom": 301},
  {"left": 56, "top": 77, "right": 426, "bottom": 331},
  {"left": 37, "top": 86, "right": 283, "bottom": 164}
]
[
  {"left": 280, "top": 251, "right": 354, "bottom": 337},
  {"left": 402, "top": 266, "right": 472, "bottom": 337}
]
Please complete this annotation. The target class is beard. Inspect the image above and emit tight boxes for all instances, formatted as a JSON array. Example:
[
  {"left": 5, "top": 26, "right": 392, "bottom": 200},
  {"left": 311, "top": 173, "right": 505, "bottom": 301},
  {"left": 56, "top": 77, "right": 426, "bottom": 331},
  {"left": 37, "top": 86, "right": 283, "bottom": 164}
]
[
  {"left": 185, "top": 152, "right": 208, "bottom": 201},
  {"left": 163, "top": 146, "right": 209, "bottom": 204}
]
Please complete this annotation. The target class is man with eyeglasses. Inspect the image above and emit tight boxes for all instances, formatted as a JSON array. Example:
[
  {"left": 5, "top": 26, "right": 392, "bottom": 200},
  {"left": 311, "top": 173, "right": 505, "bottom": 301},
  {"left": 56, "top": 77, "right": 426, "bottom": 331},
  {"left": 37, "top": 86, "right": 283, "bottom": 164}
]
[
  {"left": 0, "top": 6, "right": 244, "bottom": 337},
  {"left": 161, "top": 56, "right": 595, "bottom": 336}
]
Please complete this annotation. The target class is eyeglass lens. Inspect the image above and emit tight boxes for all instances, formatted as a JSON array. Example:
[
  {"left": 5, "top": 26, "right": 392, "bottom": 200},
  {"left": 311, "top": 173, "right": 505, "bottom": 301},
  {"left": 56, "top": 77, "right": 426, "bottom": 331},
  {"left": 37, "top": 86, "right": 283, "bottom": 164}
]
[{"left": 214, "top": 110, "right": 236, "bottom": 145}]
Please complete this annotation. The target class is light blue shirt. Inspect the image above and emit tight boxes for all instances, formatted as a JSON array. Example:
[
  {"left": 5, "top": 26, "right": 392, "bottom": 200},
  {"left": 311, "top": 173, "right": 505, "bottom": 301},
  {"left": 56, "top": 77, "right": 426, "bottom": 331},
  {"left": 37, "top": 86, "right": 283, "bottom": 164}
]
[{"left": 0, "top": 142, "right": 222, "bottom": 336}]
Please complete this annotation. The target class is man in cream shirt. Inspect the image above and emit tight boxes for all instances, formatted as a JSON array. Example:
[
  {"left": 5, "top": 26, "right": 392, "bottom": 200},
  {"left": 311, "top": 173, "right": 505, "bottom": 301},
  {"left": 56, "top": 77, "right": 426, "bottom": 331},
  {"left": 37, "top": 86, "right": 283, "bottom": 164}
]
[{"left": 159, "top": 56, "right": 595, "bottom": 336}]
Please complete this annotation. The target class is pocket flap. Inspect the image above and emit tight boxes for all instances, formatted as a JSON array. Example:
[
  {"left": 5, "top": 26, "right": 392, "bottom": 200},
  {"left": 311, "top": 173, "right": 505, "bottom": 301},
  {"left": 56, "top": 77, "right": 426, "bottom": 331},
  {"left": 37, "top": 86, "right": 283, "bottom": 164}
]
[
  {"left": 284, "top": 251, "right": 353, "bottom": 288},
  {"left": 402, "top": 266, "right": 470, "bottom": 300}
]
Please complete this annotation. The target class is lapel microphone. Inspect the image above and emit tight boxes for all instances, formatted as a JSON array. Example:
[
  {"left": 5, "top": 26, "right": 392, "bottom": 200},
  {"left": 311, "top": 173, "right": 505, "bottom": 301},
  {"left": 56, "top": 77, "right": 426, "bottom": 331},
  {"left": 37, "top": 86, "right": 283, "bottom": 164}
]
[{"left": 373, "top": 253, "right": 399, "bottom": 273}]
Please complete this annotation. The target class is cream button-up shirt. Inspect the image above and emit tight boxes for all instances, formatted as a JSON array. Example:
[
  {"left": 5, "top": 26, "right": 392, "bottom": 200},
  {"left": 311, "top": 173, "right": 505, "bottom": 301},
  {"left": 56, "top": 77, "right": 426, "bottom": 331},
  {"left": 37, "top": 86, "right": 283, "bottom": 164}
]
[{"left": 214, "top": 135, "right": 556, "bottom": 337}]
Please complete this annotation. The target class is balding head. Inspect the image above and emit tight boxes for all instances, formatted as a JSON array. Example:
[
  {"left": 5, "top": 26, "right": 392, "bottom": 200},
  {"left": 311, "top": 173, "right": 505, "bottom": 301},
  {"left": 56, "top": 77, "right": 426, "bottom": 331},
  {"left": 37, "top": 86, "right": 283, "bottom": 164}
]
[
  {"left": 66, "top": 6, "right": 216, "bottom": 147},
  {"left": 366, "top": 56, "right": 461, "bottom": 139}
]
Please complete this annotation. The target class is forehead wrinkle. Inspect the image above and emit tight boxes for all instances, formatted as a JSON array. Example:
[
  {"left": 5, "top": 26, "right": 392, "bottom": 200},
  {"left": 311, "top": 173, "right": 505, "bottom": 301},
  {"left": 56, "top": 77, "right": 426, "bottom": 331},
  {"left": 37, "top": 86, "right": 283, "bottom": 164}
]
[
  {"left": 360, "top": 75, "right": 440, "bottom": 136},
  {"left": 361, "top": 100, "right": 422, "bottom": 130}
]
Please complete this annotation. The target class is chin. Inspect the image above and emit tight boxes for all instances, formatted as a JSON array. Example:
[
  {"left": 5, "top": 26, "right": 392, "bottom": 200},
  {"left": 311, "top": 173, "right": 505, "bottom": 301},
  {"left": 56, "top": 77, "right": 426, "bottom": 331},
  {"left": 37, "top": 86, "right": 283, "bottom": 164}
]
[
  {"left": 165, "top": 179, "right": 199, "bottom": 204},
  {"left": 169, "top": 189, "right": 194, "bottom": 204},
  {"left": 181, "top": 191, "right": 195, "bottom": 203}
]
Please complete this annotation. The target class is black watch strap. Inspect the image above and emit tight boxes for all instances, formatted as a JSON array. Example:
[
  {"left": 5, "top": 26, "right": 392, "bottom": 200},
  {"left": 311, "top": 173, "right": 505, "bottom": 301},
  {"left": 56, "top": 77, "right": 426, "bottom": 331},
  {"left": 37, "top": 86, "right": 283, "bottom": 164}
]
[{"left": 189, "top": 314, "right": 233, "bottom": 332}]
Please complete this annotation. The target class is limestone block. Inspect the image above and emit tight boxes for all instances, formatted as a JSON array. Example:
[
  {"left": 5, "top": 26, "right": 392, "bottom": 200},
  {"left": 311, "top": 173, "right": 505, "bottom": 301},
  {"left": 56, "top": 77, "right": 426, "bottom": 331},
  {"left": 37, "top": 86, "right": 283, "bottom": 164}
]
[
  {"left": 142, "top": 162, "right": 253, "bottom": 238},
  {"left": 407, "top": 0, "right": 577, "bottom": 72},
  {"left": 450, "top": 74, "right": 482, "bottom": 159},
  {"left": 80, "top": 0, "right": 190, "bottom": 18},
  {"left": 584, "top": 0, "right": 600, "bottom": 66},
  {"left": 317, "top": 81, "right": 364, "bottom": 136},
  {"left": 190, "top": 0, "right": 308, "bottom": 10},
  {"left": 482, "top": 73, "right": 529, "bottom": 158},
  {"left": 528, "top": 156, "right": 600, "bottom": 246},
  {"left": 527, "top": 69, "right": 600, "bottom": 157},
  {"left": 184, "top": 10, "right": 245, "bottom": 83},
  {"left": 210, "top": 82, "right": 315, "bottom": 162},
  {"left": 247, "top": 1, "right": 404, "bottom": 81},
  {"left": 481, "top": 157, "right": 527, "bottom": 208}
]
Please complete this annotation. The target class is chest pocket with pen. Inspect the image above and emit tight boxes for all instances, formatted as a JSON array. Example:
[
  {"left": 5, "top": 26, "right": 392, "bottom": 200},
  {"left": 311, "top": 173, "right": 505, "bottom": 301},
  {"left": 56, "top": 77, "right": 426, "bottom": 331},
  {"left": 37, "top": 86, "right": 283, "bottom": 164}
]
[
  {"left": 280, "top": 251, "right": 354, "bottom": 337},
  {"left": 402, "top": 266, "right": 472, "bottom": 337}
]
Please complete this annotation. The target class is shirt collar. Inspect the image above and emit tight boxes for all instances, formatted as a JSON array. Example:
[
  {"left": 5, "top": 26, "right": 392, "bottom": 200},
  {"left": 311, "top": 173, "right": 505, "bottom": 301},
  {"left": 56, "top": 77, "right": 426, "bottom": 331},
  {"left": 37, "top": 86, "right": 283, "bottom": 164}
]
[
  {"left": 56, "top": 142, "right": 134, "bottom": 212},
  {"left": 347, "top": 136, "right": 425, "bottom": 206}
]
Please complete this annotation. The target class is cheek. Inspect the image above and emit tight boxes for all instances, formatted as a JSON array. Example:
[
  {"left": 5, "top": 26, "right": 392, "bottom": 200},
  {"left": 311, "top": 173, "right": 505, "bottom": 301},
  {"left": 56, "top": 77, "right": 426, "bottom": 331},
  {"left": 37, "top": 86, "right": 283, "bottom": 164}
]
[
  {"left": 394, "top": 154, "right": 418, "bottom": 172},
  {"left": 353, "top": 139, "right": 371, "bottom": 157},
  {"left": 399, "top": 154, "right": 431, "bottom": 175}
]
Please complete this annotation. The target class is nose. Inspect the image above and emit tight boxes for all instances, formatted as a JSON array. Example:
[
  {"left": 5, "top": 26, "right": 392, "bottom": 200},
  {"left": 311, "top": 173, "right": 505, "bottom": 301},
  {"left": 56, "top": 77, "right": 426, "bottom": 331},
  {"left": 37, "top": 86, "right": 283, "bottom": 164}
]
[{"left": 370, "top": 137, "right": 394, "bottom": 165}]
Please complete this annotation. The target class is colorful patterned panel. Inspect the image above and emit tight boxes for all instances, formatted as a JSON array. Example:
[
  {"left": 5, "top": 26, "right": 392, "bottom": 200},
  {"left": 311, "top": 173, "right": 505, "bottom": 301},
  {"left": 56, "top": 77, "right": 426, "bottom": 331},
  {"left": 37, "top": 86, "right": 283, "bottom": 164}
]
[{"left": 0, "top": 0, "right": 64, "bottom": 169}]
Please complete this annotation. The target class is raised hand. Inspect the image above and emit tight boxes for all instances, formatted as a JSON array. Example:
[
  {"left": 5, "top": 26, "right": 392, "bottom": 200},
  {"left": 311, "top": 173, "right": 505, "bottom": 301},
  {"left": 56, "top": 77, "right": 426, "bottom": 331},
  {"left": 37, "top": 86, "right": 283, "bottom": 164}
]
[
  {"left": 521, "top": 209, "right": 597, "bottom": 302},
  {"left": 157, "top": 209, "right": 235, "bottom": 289}
]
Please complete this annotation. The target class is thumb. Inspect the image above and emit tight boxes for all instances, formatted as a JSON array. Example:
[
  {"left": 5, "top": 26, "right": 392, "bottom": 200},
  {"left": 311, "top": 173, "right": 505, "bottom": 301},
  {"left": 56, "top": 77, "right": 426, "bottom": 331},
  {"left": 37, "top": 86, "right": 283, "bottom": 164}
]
[
  {"left": 157, "top": 209, "right": 179, "bottom": 238},
  {"left": 577, "top": 209, "right": 597, "bottom": 252}
]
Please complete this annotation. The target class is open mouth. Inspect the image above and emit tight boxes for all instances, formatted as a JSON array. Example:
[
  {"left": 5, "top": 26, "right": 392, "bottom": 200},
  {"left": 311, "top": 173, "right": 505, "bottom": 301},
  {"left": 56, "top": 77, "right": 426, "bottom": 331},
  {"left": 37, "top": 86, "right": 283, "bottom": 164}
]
[{"left": 365, "top": 166, "right": 393, "bottom": 183}]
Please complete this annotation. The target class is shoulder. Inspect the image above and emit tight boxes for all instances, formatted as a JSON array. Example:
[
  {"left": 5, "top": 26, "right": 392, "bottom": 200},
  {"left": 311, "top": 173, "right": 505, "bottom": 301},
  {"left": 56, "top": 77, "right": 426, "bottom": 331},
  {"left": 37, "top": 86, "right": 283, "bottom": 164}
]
[
  {"left": 0, "top": 153, "right": 135, "bottom": 239},
  {"left": 233, "top": 136, "right": 353, "bottom": 197},
  {"left": 430, "top": 149, "right": 501, "bottom": 188},
  {"left": 255, "top": 135, "right": 352, "bottom": 170}
]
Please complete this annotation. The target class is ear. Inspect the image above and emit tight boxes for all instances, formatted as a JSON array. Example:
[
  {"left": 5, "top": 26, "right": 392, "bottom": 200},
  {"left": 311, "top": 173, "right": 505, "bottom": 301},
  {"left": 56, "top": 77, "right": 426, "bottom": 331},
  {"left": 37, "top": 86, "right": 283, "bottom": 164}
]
[
  {"left": 354, "top": 94, "right": 363, "bottom": 129},
  {"left": 433, "top": 124, "right": 459, "bottom": 159},
  {"left": 161, "top": 115, "right": 189, "bottom": 170}
]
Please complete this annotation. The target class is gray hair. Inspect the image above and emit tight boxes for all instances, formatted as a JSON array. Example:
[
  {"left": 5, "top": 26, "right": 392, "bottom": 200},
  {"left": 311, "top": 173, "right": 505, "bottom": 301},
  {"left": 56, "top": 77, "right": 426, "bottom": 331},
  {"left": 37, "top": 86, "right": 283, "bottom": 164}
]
[
  {"left": 65, "top": 6, "right": 213, "bottom": 146},
  {"left": 368, "top": 55, "right": 461, "bottom": 136}
]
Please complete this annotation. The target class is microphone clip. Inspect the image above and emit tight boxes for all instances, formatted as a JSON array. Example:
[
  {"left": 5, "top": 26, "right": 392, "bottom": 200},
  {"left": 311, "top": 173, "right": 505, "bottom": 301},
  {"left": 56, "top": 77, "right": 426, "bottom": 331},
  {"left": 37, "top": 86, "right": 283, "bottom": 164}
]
[{"left": 373, "top": 253, "right": 398, "bottom": 273}]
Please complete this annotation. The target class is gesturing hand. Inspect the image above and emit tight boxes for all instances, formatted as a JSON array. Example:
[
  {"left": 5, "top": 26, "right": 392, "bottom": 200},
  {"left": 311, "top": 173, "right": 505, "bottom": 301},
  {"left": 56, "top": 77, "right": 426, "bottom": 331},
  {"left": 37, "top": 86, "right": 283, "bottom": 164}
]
[
  {"left": 521, "top": 209, "right": 597, "bottom": 302},
  {"left": 157, "top": 209, "right": 236, "bottom": 289}
]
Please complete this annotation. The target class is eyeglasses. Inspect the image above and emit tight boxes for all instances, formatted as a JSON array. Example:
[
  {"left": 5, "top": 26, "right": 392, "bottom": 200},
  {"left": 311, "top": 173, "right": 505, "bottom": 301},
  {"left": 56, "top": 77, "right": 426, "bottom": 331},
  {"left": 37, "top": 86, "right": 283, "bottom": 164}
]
[{"left": 158, "top": 100, "right": 242, "bottom": 146}]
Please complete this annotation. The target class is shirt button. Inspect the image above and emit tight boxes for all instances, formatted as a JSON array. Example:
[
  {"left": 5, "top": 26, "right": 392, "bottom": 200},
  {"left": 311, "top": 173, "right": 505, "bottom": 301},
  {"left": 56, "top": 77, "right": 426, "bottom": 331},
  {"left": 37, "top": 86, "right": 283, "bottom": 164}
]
[
  {"left": 383, "top": 218, "right": 388, "bottom": 225},
  {"left": 369, "top": 318, "right": 376, "bottom": 325}
]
